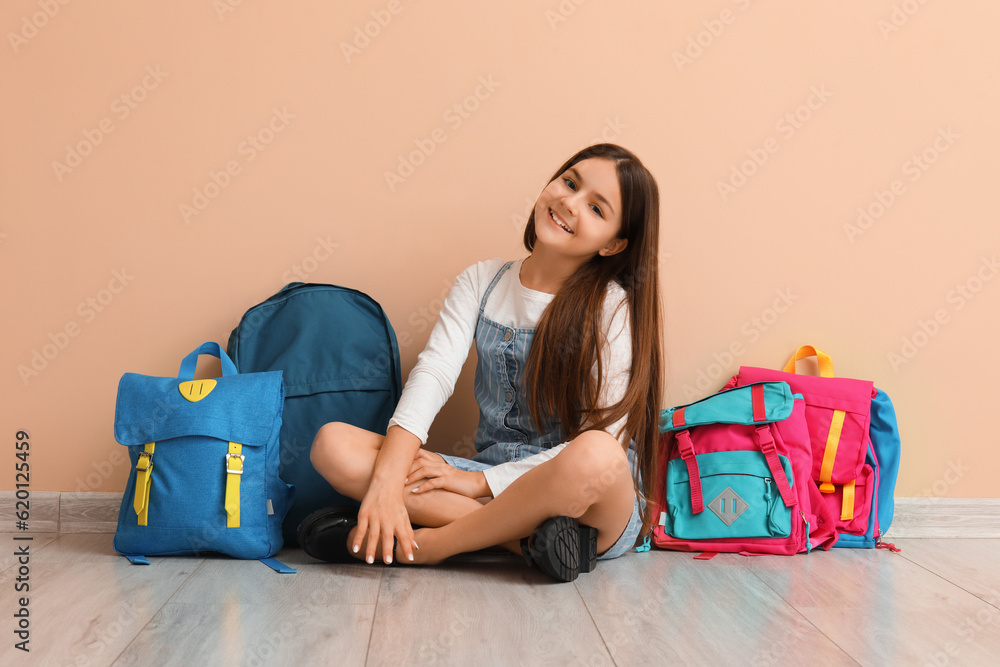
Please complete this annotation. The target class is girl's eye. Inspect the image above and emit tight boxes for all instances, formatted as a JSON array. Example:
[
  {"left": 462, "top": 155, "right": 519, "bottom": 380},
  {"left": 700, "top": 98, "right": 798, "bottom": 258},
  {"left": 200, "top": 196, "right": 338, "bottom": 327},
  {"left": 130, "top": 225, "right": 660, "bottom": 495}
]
[
  {"left": 590, "top": 204, "right": 604, "bottom": 218},
  {"left": 563, "top": 177, "right": 576, "bottom": 191}
]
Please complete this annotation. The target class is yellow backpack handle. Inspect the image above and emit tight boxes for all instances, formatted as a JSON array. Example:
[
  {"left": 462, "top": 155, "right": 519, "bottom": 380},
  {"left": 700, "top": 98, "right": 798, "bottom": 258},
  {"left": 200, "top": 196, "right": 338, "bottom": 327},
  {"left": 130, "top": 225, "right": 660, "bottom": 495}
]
[{"left": 783, "top": 345, "right": 835, "bottom": 378}]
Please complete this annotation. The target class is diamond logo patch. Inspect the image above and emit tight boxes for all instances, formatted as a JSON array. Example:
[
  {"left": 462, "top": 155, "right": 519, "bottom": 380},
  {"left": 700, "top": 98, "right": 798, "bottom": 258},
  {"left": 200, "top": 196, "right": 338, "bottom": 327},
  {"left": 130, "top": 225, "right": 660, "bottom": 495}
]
[{"left": 708, "top": 487, "right": 749, "bottom": 526}]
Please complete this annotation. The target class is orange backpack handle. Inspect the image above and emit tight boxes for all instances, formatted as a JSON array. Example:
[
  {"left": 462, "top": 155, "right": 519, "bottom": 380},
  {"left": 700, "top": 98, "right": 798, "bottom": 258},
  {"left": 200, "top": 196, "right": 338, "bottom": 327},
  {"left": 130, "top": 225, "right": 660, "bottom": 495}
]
[{"left": 783, "top": 345, "right": 834, "bottom": 378}]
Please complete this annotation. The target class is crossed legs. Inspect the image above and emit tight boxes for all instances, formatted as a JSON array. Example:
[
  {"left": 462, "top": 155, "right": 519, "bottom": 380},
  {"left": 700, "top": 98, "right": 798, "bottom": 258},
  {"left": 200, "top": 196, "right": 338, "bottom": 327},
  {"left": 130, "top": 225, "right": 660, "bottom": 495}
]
[{"left": 309, "top": 422, "right": 636, "bottom": 565}]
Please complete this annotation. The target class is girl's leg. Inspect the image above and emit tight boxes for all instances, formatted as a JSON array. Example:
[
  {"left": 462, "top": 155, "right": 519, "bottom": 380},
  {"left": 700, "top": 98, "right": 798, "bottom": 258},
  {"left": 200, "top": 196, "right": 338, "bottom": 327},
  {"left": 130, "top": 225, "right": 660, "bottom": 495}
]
[
  {"left": 309, "top": 422, "right": 521, "bottom": 557},
  {"left": 408, "top": 429, "right": 637, "bottom": 565}
]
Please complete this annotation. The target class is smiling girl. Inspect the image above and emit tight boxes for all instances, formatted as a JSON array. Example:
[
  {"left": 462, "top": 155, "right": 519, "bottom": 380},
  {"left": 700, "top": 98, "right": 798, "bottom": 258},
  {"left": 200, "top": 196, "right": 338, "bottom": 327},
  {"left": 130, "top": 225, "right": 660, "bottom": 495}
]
[{"left": 300, "top": 143, "right": 662, "bottom": 582}]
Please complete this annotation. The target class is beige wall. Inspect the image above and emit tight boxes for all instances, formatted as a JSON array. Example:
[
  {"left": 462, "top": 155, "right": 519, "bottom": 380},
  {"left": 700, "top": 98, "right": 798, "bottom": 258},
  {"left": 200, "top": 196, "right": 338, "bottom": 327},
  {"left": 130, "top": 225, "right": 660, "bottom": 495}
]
[{"left": 2, "top": 1, "right": 997, "bottom": 498}]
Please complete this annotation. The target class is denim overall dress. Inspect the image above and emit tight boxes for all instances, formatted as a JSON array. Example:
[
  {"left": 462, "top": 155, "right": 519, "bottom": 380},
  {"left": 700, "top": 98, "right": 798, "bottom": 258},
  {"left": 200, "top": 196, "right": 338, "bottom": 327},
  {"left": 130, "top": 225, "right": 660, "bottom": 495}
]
[{"left": 438, "top": 260, "right": 643, "bottom": 560}]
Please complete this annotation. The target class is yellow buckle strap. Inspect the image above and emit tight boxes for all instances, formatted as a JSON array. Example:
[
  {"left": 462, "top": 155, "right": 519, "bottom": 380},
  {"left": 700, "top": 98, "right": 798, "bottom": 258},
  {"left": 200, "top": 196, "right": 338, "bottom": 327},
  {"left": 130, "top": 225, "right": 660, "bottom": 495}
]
[
  {"left": 818, "top": 410, "right": 846, "bottom": 493},
  {"left": 133, "top": 443, "right": 155, "bottom": 526},
  {"left": 841, "top": 479, "right": 856, "bottom": 522},
  {"left": 225, "top": 442, "right": 244, "bottom": 528}
]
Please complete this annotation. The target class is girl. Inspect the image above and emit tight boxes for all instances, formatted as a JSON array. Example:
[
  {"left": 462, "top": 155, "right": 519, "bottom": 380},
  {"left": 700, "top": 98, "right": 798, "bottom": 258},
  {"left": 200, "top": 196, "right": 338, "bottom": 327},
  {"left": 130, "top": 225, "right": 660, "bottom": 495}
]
[{"left": 301, "top": 143, "right": 662, "bottom": 582}]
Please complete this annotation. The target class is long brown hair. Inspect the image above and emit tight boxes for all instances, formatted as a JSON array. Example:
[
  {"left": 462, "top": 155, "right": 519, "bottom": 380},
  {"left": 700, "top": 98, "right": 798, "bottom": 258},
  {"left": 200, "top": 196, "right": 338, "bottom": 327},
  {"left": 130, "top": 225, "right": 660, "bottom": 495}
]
[{"left": 523, "top": 143, "right": 663, "bottom": 535}]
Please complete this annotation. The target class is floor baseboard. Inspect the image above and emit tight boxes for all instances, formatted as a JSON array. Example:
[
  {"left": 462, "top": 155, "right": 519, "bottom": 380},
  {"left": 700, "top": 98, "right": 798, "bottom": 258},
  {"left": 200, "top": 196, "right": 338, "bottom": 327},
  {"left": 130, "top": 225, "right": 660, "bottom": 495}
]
[
  {"left": 1, "top": 492, "right": 998, "bottom": 538},
  {"left": 888, "top": 497, "right": 1000, "bottom": 538}
]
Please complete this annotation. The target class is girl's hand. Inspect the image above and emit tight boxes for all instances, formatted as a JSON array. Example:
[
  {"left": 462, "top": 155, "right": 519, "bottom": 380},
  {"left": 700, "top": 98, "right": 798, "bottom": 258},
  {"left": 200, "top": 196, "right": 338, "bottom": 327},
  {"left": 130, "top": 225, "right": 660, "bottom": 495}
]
[
  {"left": 406, "top": 449, "right": 491, "bottom": 499},
  {"left": 353, "top": 481, "right": 415, "bottom": 565}
]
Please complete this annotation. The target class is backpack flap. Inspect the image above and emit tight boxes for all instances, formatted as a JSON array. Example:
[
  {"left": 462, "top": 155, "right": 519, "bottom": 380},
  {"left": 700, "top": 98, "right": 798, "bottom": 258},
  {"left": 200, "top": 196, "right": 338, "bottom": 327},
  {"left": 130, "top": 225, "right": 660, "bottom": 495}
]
[
  {"left": 659, "top": 382, "right": 798, "bottom": 433},
  {"left": 114, "top": 371, "right": 283, "bottom": 448}
]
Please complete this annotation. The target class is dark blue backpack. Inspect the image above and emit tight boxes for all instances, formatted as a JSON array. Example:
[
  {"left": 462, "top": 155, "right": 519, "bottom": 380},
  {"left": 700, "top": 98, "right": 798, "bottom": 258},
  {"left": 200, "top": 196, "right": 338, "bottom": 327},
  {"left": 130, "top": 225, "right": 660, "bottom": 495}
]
[{"left": 227, "top": 283, "right": 402, "bottom": 544}]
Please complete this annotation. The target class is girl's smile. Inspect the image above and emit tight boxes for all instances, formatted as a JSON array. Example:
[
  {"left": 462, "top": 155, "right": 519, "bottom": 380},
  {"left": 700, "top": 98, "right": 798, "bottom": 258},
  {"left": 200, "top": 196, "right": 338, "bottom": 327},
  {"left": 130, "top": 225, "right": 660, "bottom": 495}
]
[{"left": 548, "top": 208, "right": 574, "bottom": 234}]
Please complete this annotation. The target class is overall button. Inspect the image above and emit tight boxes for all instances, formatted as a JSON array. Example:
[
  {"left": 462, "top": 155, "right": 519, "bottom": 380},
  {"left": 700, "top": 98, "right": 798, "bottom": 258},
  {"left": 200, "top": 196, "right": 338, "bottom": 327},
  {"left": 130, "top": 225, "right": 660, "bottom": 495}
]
[
  {"left": 503, "top": 330, "right": 512, "bottom": 341},
  {"left": 505, "top": 392, "right": 513, "bottom": 401}
]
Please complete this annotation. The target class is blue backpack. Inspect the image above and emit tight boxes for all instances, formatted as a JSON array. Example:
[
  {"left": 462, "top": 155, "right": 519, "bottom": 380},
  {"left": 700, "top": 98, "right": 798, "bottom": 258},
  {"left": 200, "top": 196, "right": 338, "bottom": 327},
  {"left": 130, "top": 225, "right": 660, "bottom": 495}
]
[
  {"left": 113, "top": 342, "right": 295, "bottom": 572},
  {"left": 227, "top": 283, "right": 402, "bottom": 544}
]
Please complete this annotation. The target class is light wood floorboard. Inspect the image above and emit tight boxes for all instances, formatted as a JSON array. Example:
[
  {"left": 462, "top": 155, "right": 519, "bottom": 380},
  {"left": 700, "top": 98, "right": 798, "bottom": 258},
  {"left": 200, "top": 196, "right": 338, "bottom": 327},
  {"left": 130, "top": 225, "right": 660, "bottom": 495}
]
[
  {"left": 893, "top": 538, "right": 1000, "bottom": 606},
  {"left": 111, "top": 601, "right": 376, "bottom": 667},
  {"left": 367, "top": 553, "right": 614, "bottom": 666},
  {"left": 741, "top": 544, "right": 1000, "bottom": 666},
  {"left": 575, "top": 551, "right": 857, "bottom": 666},
  {"left": 3, "top": 533, "right": 1000, "bottom": 666},
  {"left": 2, "top": 534, "right": 198, "bottom": 667}
]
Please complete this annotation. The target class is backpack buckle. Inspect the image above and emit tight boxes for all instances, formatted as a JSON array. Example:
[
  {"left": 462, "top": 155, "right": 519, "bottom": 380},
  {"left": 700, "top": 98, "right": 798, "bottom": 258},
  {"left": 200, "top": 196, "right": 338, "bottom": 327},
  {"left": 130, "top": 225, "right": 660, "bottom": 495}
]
[
  {"left": 754, "top": 425, "right": 775, "bottom": 452},
  {"left": 226, "top": 453, "right": 245, "bottom": 475},
  {"left": 136, "top": 451, "right": 153, "bottom": 472}
]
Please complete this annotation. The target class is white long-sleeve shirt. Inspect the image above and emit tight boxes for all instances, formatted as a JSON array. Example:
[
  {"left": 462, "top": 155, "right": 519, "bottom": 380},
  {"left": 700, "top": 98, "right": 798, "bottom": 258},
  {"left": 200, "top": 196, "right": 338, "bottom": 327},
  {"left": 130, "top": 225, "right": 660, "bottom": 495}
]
[{"left": 387, "top": 257, "right": 632, "bottom": 495}]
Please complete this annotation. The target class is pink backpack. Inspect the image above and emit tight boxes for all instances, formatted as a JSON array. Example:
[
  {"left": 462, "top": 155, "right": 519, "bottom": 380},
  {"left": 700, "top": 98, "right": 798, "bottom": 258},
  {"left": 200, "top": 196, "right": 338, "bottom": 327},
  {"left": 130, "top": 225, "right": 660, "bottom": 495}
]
[
  {"left": 733, "top": 346, "right": 886, "bottom": 547},
  {"left": 650, "top": 382, "right": 838, "bottom": 555}
]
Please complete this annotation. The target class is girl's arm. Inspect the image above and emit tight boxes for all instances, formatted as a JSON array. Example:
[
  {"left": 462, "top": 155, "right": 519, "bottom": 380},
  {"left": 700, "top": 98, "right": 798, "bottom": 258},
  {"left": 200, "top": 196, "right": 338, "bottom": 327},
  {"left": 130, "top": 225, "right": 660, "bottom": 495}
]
[
  {"left": 352, "top": 260, "right": 497, "bottom": 562},
  {"left": 353, "top": 424, "right": 422, "bottom": 564}
]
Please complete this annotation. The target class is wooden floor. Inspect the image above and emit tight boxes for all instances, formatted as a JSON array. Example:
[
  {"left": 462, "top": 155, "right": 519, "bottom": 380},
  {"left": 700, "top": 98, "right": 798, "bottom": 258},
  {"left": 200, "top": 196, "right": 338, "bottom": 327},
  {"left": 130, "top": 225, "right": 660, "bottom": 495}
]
[{"left": 2, "top": 534, "right": 998, "bottom": 666}]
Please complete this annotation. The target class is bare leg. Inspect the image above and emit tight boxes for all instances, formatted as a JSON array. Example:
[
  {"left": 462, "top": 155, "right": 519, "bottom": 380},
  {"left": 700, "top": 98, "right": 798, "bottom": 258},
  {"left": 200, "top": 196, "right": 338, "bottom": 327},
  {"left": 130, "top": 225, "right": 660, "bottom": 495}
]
[
  {"left": 309, "top": 422, "right": 522, "bottom": 559},
  {"left": 407, "top": 430, "right": 637, "bottom": 565}
]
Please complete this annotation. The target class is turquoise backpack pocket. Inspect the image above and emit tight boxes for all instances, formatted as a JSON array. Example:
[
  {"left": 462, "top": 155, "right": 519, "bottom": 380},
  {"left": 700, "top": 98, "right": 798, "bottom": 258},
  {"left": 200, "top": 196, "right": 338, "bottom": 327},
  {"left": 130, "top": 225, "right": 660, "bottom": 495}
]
[{"left": 665, "top": 450, "right": 794, "bottom": 540}]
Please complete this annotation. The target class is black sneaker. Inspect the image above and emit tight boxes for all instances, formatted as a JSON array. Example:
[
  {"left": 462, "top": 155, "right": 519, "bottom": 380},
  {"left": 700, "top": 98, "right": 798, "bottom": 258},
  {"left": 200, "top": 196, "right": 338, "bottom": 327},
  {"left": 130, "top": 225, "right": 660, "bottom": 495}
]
[
  {"left": 521, "top": 516, "right": 599, "bottom": 582},
  {"left": 297, "top": 507, "right": 359, "bottom": 563}
]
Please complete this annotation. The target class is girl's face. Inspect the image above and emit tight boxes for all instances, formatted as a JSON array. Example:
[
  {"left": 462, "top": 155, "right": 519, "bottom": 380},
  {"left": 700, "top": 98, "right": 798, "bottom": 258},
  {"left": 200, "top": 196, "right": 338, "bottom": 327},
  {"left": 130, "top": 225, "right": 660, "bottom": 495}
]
[{"left": 533, "top": 157, "right": 627, "bottom": 260}]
